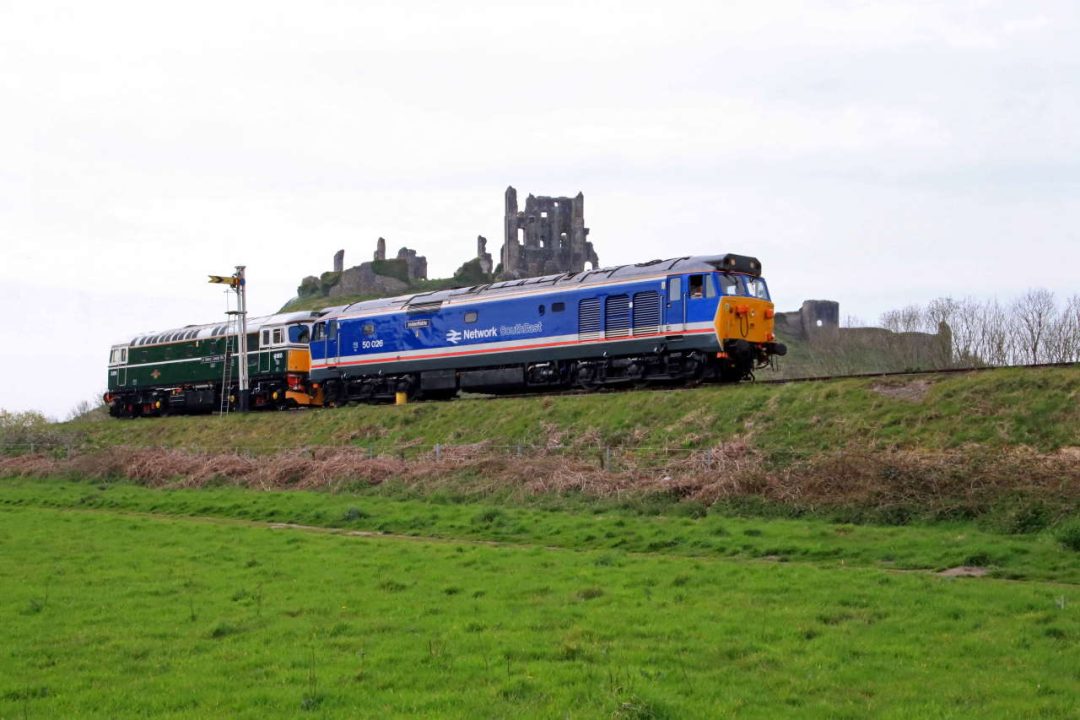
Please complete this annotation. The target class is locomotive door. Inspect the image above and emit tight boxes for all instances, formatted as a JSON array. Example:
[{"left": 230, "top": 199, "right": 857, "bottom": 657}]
[
  {"left": 117, "top": 346, "right": 129, "bottom": 386},
  {"left": 259, "top": 329, "right": 272, "bottom": 373},
  {"left": 665, "top": 276, "right": 686, "bottom": 333},
  {"left": 327, "top": 319, "right": 340, "bottom": 367}
]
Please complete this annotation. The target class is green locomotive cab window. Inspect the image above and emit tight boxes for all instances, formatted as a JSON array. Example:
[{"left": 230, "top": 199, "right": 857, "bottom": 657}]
[
  {"left": 261, "top": 330, "right": 270, "bottom": 347},
  {"left": 289, "top": 325, "right": 309, "bottom": 343},
  {"left": 272, "top": 328, "right": 283, "bottom": 345}
]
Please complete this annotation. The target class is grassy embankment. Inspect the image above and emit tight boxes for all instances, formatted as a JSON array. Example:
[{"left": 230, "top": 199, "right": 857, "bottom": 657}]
[
  {"left": 68, "top": 366, "right": 1077, "bottom": 455},
  {"left": 33, "top": 366, "right": 1075, "bottom": 524}
]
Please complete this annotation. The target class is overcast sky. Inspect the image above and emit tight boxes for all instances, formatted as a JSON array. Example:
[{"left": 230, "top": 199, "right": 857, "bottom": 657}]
[{"left": 2, "top": 0, "right": 1078, "bottom": 417}]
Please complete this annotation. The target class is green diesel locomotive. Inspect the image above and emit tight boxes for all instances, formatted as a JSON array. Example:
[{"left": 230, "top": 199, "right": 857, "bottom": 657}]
[{"left": 105, "top": 311, "right": 326, "bottom": 417}]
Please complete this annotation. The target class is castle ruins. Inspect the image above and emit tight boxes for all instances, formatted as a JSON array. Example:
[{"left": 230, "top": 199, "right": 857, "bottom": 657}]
[{"left": 498, "top": 186, "right": 599, "bottom": 279}]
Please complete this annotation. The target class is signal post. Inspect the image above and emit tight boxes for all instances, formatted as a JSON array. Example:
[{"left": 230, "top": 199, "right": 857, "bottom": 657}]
[{"left": 208, "top": 266, "right": 250, "bottom": 412}]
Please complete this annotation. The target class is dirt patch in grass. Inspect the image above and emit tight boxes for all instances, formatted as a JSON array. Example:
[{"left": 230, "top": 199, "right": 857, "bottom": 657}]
[
  {"left": 870, "top": 379, "right": 933, "bottom": 402},
  {"left": 937, "top": 566, "right": 989, "bottom": 578}
]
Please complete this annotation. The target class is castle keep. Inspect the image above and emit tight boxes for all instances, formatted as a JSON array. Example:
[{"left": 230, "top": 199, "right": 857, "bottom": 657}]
[{"left": 499, "top": 186, "right": 599, "bottom": 279}]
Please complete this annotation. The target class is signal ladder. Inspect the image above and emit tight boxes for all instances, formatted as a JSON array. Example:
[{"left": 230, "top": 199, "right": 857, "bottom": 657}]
[{"left": 219, "top": 309, "right": 244, "bottom": 415}]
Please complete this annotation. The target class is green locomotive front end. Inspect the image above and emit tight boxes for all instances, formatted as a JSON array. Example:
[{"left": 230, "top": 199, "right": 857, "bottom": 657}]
[{"left": 106, "top": 312, "right": 324, "bottom": 417}]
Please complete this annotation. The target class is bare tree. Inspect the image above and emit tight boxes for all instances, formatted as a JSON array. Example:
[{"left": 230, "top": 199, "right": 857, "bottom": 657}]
[
  {"left": 949, "top": 297, "right": 985, "bottom": 367},
  {"left": 977, "top": 299, "right": 1013, "bottom": 366},
  {"left": 1045, "top": 293, "right": 1080, "bottom": 363},
  {"left": 841, "top": 314, "right": 866, "bottom": 328},
  {"left": 880, "top": 304, "right": 924, "bottom": 333},
  {"left": 1068, "top": 294, "right": 1080, "bottom": 362},
  {"left": 1012, "top": 289, "right": 1057, "bottom": 364}
]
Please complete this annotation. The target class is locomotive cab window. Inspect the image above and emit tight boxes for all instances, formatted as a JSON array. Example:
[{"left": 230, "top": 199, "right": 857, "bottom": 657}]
[
  {"left": 289, "top": 325, "right": 309, "bottom": 343},
  {"left": 689, "top": 275, "right": 705, "bottom": 299},
  {"left": 464, "top": 311, "right": 478, "bottom": 324},
  {"left": 744, "top": 277, "right": 770, "bottom": 300},
  {"left": 261, "top": 330, "right": 270, "bottom": 347},
  {"left": 719, "top": 274, "right": 740, "bottom": 296},
  {"left": 312, "top": 322, "right": 326, "bottom": 341},
  {"left": 272, "top": 328, "right": 283, "bottom": 345},
  {"left": 120, "top": 348, "right": 127, "bottom": 363}
]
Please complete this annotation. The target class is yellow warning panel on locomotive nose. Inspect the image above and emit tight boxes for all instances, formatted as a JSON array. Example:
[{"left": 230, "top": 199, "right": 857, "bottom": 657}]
[{"left": 715, "top": 297, "right": 775, "bottom": 343}]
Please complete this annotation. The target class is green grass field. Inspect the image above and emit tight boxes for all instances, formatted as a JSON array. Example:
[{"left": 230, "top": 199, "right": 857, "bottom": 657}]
[{"left": 2, "top": 478, "right": 1077, "bottom": 719}]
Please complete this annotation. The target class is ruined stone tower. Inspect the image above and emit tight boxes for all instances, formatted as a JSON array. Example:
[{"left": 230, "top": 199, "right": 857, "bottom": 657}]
[{"left": 499, "top": 186, "right": 599, "bottom": 279}]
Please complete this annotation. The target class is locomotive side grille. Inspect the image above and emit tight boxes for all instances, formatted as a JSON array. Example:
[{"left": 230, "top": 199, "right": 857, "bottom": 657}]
[
  {"left": 605, "top": 294, "right": 631, "bottom": 339},
  {"left": 632, "top": 291, "right": 660, "bottom": 336},
  {"left": 578, "top": 298, "right": 601, "bottom": 341}
]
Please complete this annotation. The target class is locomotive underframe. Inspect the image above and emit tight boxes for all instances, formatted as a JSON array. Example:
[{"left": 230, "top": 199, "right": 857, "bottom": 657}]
[
  {"left": 321, "top": 337, "right": 779, "bottom": 405},
  {"left": 107, "top": 374, "right": 303, "bottom": 418}
]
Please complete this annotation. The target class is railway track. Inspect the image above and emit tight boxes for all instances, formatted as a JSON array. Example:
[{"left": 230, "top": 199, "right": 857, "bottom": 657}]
[{"left": 475, "top": 361, "right": 1079, "bottom": 402}]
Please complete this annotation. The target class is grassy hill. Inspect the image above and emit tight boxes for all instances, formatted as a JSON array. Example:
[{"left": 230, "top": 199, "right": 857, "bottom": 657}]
[
  {"left": 62, "top": 366, "right": 1078, "bottom": 455},
  {"left": 3, "top": 365, "right": 1067, "bottom": 527}
]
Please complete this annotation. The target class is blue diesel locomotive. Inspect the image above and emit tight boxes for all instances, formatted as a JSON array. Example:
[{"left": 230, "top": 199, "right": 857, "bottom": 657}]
[{"left": 309, "top": 254, "right": 786, "bottom": 403}]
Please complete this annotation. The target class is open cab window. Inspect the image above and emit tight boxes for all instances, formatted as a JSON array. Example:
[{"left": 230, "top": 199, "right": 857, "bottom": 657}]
[
  {"left": 688, "top": 275, "right": 705, "bottom": 299},
  {"left": 743, "top": 276, "right": 770, "bottom": 300}
]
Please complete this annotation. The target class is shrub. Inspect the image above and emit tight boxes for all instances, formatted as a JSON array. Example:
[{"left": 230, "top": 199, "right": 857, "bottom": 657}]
[
  {"left": 1055, "top": 521, "right": 1080, "bottom": 552},
  {"left": 982, "top": 496, "right": 1052, "bottom": 535}
]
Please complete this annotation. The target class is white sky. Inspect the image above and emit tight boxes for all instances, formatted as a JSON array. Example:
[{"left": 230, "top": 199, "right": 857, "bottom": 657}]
[{"left": 2, "top": 0, "right": 1078, "bottom": 417}]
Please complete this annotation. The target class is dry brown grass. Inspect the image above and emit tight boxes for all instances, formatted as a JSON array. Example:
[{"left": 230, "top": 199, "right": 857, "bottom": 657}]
[{"left": 2, "top": 441, "right": 1077, "bottom": 518}]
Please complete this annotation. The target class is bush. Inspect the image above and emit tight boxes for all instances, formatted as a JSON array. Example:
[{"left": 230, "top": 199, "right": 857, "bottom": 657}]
[
  {"left": 1055, "top": 521, "right": 1080, "bottom": 552},
  {"left": 0, "top": 410, "right": 65, "bottom": 453},
  {"left": 981, "top": 496, "right": 1052, "bottom": 535}
]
